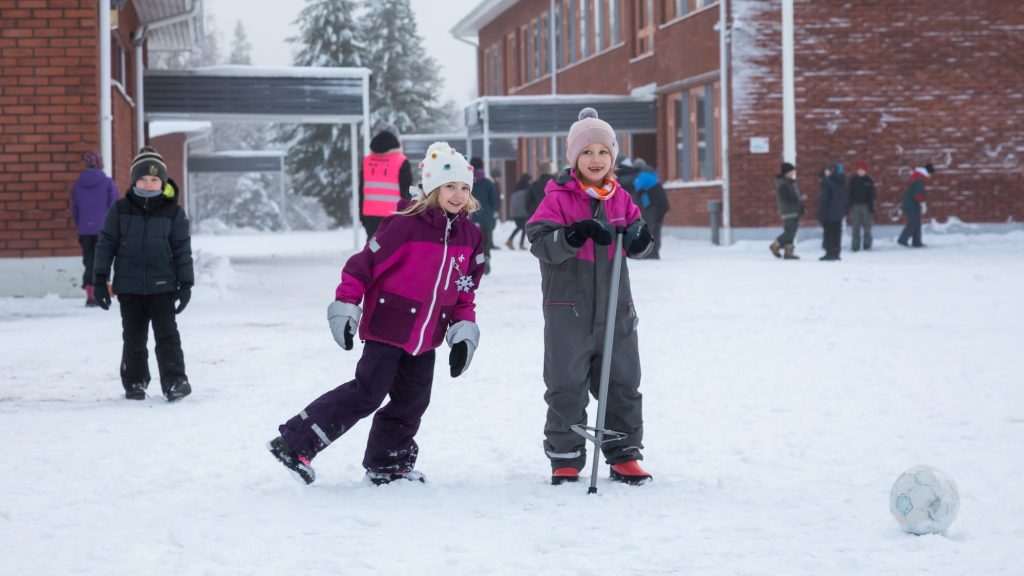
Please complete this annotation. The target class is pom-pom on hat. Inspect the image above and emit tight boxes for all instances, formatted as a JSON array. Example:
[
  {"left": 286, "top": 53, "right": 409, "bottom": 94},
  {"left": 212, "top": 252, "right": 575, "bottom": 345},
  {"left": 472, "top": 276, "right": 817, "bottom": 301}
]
[
  {"left": 566, "top": 107, "right": 618, "bottom": 168},
  {"left": 130, "top": 146, "right": 168, "bottom": 187},
  {"left": 418, "top": 141, "right": 474, "bottom": 194},
  {"left": 83, "top": 151, "right": 103, "bottom": 170}
]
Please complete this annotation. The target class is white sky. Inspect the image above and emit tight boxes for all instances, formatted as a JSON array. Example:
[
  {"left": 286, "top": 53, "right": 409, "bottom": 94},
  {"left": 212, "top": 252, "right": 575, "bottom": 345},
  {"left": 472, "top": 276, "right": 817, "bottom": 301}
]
[{"left": 204, "top": 0, "right": 482, "bottom": 109}]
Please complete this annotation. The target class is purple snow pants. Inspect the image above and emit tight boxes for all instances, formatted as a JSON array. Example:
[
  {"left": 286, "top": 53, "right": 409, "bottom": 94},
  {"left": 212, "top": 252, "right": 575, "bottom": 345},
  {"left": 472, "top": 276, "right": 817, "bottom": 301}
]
[{"left": 278, "top": 340, "right": 435, "bottom": 472}]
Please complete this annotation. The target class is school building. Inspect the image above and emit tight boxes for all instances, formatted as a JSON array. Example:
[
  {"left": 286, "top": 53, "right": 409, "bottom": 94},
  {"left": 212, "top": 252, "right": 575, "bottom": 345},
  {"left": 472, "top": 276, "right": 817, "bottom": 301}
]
[{"left": 452, "top": 0, "right": 1024, "bottom": 236}]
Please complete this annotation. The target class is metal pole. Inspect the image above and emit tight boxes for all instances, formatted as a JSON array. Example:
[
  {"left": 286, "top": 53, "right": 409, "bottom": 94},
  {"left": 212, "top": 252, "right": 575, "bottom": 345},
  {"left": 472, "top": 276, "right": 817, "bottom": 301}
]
[
  {"left": 782, "top": 0, "right": 796, "bottom": 166},
  {"left": 134, "top": 39, "right": 145, "bottom": 148},
  {"left": 351, "top": 122, "right": 360, "bottom": 250},
  {"left": 719, "top": 0, "right": 732, "bottom": 245},
  {"left": 99, "top": 0, "right": 113, "bottom": 178},
  {"left": 586, "top": 228, "right": 626, "bottom": 495},
  {"left": 482, "top": 100, "right": 491, "bottom": 179}
]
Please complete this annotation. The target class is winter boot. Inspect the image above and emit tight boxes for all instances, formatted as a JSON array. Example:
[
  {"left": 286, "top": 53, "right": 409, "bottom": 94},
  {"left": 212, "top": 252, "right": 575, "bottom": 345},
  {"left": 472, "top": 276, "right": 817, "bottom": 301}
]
[
  {"left": 267, "top": 436, "right": 316, "bottom": 485},
  {"left": 124, "top": 381, "right": 147, "bottom": 400},
  {"left": 610, "top": 460, "right": 653, "bottom": 485},
  {"left": 163, "top": 379, "right": 192, "bottom": 402},
  {"left": 365, "top": 469, "right": 426, "bottom": 486},
  {"left": 783, "top": 245, "right": 799, "bottom": 260},
  {"left": 505, "top": 237, "right": 515, "bottom": 249},
  {"left": 769, "top": 240, "right": 782, "bottom": 258},
  {"left": 85, "top": 285, "right": 98, "bottom": 308},
  {"left": 551, "top": 467, "right": 580, "bottom": 486}
]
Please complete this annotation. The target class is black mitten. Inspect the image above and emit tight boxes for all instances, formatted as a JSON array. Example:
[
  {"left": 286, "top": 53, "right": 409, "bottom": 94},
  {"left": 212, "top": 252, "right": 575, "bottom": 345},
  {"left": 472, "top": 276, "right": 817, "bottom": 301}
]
[
  {"left": 174, "top": 283, "right": 192, "bottom": 314},
  {"left": 449, "top": 341, "right": 469, "bottom": 378},
  {"left": 94, "top": 276, "right": 111, "bottom": 310},
  {"left": 564, "top": 219, "right": 614, "bottom": 248},
  {"left": 625, "top": 221, "right": 654, "bottom": 255}
]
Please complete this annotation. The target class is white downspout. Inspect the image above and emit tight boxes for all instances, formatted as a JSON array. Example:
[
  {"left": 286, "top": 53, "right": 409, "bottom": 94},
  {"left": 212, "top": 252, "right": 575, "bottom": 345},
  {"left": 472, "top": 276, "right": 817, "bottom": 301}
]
[
  {"left": 550, "top": 0, "right": 558, "bottom": 166},
  {"left": 782, "top": 0, "right": 796, "bottom": 166},
  {"left": 99, "top": 0, "right": 112, "bottom": 178},
  {"left": 182, "top": 130, "right": 208, "bottom": 220},
  {"left": 719, "top": 0, "right": 732, "bottom": 244}
]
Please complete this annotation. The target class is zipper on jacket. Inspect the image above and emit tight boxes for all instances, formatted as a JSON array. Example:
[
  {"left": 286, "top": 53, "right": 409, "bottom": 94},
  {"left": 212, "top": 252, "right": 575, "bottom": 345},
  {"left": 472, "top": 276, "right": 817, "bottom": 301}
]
[
  {"left": 444, "top": 256, "right": 456, "bottom": 290},
  {"left": 545, "top": 301, "right": 579, "bottom": 318},
  {"left": 413, "top": 217, "right": 452, "bottom": 355},
  {"left": 142, "top": 199, "right": 149, "bottom": 294}
]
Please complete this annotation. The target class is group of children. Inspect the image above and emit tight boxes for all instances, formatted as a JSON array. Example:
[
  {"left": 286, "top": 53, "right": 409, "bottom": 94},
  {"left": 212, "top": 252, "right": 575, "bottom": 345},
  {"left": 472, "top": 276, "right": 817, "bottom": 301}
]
[{"left": 91, "top": 109, "right": 656, "bottom": 487}]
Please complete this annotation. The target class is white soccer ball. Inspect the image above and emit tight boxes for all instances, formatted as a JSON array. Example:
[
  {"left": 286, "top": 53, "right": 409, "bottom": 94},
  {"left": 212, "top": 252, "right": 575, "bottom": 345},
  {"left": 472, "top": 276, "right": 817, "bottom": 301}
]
[{"left": 889, "top": 465, "right": 960, "bottom": 535}]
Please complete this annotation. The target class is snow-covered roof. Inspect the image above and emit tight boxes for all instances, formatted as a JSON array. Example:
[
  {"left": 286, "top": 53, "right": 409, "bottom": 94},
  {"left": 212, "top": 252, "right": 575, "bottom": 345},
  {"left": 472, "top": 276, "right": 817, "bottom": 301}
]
[
  {"left": 145, "top": 65, "right": 371, "bottom": 79},
  {"left": 135, "top": 0, "right": 203, "bottom": 52},
  {"left": 450, "top": 0, "right": 518, "bottom": 38},
  {"left": 149, "top": 120, "right": 212, "bottom": 138}
]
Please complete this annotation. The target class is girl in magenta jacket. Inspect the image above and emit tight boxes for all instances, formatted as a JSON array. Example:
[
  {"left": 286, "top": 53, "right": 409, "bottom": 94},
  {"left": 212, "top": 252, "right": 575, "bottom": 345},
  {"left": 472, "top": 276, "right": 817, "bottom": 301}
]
[{"left": 268, "top": 142, "right": 485, "bottom": 486}]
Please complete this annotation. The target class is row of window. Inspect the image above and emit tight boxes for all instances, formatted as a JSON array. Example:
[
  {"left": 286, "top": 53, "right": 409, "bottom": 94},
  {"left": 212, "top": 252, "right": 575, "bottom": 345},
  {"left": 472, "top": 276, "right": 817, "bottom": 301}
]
[
  {"left": 484, "top": 0, "right": 718, "bottom": 95},
  {"left": 512, "top": 82, "right": 721, "bottom": 185}
]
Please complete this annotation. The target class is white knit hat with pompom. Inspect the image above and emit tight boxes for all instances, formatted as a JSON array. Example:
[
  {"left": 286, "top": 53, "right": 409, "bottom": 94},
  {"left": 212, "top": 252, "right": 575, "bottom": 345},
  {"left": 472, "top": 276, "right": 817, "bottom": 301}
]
[{"left": 418, "top": 141, "right": 475, "bottom": 194}]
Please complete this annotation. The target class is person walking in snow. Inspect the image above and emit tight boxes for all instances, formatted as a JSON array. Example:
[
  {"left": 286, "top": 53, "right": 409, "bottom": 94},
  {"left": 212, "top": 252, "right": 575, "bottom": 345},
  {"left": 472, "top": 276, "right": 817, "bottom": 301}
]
[
  {"left": 631, "top": 159, "right": 670, "bottom": 259},
  {"left": 770, "top": 162, "right": 804, "bottom": 259},
  {"left": 506, "top": 172, "right": 531, "bottom": 249},
  {"left": 897, "top": 163, "right": 934, "bottom": 248},
  {"left": 525, "top": 161, "right": 557, "bottom": 219},
  {"left": 70, "top": 151, "right": 119, "bottom": 307},
  {"left": 527, "top": 108, "right": 654, "bottom": 486},
  {"left": 847, "top": 161, "right": 876, "bottom": 251},
  {"left": 818, "top": 162, "right": 848, "bottom": 261},
  {"left": 268, "top": 142, "right": 485, "bottom": 486},
  {"left": 358, "top": 123, "right": 413, "bottom": 239},
  {"left": 92, "top": 146, "right": 194, "bottom": 402},
  {"left": 470, "top": 156, "right": 500, "bottom": 273}
]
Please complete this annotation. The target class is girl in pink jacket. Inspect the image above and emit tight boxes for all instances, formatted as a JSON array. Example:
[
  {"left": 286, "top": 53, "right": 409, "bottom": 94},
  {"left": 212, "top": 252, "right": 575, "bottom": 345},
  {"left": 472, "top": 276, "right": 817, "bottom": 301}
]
[{"left": 268, "top": 142, "right": 485, "bottom": 486}]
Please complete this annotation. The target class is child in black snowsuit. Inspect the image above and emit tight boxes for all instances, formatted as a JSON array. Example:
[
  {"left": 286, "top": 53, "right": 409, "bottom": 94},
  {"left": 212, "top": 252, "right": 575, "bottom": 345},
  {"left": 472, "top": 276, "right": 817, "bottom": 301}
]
[{"left": 93, "top": 146, "right": 194, "bottom": 401}]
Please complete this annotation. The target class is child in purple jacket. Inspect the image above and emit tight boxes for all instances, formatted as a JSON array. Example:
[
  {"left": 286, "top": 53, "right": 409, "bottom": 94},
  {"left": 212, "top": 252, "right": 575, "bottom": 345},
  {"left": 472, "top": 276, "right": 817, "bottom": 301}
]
[
  {"left": 268, "top": 142, "right": 485, "bottom": 486},
  {"left": 70, "top": 151, "right": 119, "bottom": 306}
]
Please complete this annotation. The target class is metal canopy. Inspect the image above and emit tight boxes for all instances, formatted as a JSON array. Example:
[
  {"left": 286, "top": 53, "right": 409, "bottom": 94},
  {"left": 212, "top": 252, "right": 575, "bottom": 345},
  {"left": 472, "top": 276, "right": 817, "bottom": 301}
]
[
  {"left": 401, "top": 133, "right": 517, "bottom": 161},
  {"left": 142, "top": 65, "right": 371, "bottom": 248},
  {"left": 144, "top": 66, "right": 371, "bottom": 124},
  {"left": 464, "top": 95, "right": 657, "bottom": 138},
  {"left": 188, "top": 152, "right": 286, "bottom": 173}
]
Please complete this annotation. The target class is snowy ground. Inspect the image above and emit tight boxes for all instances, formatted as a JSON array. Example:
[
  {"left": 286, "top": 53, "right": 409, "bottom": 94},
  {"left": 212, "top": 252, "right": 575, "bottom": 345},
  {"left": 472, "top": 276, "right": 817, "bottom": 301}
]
[{"left": 2, "top": 224, "right": 1023, "bottom": 575}]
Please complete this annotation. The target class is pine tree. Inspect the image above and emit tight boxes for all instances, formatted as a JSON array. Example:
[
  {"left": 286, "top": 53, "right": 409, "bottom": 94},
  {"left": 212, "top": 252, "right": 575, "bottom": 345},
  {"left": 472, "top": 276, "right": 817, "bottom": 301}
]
[
  {"left": 228, "top": 20, "right": 252, "bottom": 65},
  {"left": 279, "top": 0, "right": 363, "bottom": 225},
  {"left": 359, "top": 0, "right": 448, "bottom": 133}
]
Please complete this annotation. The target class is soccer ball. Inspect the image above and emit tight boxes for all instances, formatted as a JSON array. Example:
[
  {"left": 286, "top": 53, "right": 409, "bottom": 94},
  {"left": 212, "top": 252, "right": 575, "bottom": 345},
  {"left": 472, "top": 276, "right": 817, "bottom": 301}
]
[{"left": 889, "top": 465, "right": 960, "bottom": 535}]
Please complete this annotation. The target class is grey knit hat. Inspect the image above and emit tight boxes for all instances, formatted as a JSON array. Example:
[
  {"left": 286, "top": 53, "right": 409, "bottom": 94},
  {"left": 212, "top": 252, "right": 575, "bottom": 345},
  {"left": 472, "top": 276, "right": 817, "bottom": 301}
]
[{"left": 129, "top": 146, "right": 168, "bottom": 187}]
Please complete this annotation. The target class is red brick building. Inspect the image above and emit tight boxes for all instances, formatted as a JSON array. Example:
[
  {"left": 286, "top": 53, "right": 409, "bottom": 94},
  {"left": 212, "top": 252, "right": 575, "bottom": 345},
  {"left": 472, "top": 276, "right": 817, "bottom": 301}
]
[
  {"left": 0, "top": 0, "right": 200, "bottom": 263},
  {"left": 453, "top": 0, "right": 1024, "bottom": 234},
  {"left": 0, "top": 1, "right": 199, "bottom": 291}
]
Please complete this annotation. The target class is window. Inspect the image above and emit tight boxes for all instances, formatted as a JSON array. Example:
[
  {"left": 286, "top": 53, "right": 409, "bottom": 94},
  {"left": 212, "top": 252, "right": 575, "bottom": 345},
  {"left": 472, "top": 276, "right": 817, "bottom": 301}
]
[
  {"left": 632, "top": 0, "right": 654, "bottom": 57},
  {"left": 535, "top": 17, "right": 544, "bottom": 78},
  {"left": 506, "top": 32, "right": 518, "bottom": 90},
  {"left": 554, "top": 2, "right": 563, "bottom": 68},
  {"left": 668, "top": 0, "right": 717, "bottom": 20},
  {"left": 521, "top": 25, "right": 531, "bottom": 82},
  {"left": 671, "top": 82, "right": 721, "bottom": 182},
  {"left": 111, "top": 32, "right": 128, "bottom": 89},
  {"left": 580, "top": 0, "right": 590, "bottom": 59},
  {"left": 609, "top": 0, "right": 619, "bottom": 45},
  {"left": 594, "top": 0, "right": 603, "bottom": 52},
  {"left": 569, "top": 0, "right": 578, "bottom": 63}
]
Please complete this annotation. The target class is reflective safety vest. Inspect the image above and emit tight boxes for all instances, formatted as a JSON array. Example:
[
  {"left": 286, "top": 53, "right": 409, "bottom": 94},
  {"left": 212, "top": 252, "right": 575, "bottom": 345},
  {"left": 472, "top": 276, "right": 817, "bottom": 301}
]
[{"left": 362, "top": 152, "right": 407, "bottom": 217}]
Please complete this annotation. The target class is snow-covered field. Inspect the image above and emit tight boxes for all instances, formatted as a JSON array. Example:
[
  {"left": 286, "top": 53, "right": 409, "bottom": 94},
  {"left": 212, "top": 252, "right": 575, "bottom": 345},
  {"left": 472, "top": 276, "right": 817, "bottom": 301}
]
[{"left": 2, "top": 225, "right": 1022, "bottom": 575}]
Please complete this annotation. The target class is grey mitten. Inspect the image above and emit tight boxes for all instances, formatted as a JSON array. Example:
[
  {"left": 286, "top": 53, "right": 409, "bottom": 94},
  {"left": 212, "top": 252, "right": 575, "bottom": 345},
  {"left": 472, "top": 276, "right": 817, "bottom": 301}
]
[
  {"left": 327, "top": 301, "right": 362, "bottom": 350},
  {"left": 446, "top": 320, "right": 480, "bottom": 377}
]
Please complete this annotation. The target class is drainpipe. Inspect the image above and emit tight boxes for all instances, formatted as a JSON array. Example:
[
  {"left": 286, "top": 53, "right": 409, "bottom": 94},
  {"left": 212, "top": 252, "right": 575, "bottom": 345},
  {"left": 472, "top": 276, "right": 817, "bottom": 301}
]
[
  {"left": 719, "top": 0, "right": 732, "bottom": 243},
  {"left": 99, "top": 0, "right": 112, "bottom": 178},
  {"left": 782, "top": 0, "right": 796, "bottom": 166},
  {"left": 550, "top": 0, "right": 558, "bottom": 166},
  {"left": 182, "top": 129, "right": 209, "bottom": 220}
]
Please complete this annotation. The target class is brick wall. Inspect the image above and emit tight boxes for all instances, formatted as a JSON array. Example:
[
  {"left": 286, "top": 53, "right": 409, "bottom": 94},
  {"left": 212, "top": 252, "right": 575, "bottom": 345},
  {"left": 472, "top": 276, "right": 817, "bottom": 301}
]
[
  {"left": 0, "top": 1, "right": 142, "bottom": 258},
  {"left": 728, "top": 0, "right": 1024, "bottom": 228}
]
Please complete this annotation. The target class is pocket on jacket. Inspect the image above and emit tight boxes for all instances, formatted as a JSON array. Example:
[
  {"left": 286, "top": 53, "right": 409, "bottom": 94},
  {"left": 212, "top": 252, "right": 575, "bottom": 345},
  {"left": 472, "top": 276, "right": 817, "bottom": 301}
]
[
  {"left": 368, "top": 291, "right": 421, "bottom": 344},
  {"left": 431, "top": 305, "right": 455, "bottom": 348},
  {"left": 617, "top": 300, "right": 639, "bottom": 336}
]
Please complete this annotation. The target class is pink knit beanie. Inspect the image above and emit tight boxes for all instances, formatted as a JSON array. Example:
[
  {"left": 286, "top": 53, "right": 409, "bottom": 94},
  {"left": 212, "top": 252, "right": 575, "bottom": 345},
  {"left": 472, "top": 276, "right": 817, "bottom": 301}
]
[{"left": 565, "top": 107, "right": 618, "bottom": 168}]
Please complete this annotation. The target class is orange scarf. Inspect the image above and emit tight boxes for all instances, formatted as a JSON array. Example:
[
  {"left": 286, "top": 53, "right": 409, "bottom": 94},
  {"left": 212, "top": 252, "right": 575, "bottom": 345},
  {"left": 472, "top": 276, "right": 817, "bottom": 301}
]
[{"left": 577, "top": 176, "right": 617, "bottom": 201}]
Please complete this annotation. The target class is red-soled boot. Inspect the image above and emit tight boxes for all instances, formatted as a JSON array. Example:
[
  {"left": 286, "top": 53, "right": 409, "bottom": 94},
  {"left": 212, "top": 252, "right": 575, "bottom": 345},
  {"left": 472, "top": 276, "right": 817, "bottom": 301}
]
[
  {"left": 551, "top": 467, "right": 580, "bottom": 485},
  {"left": 610, "top": 460, "right": 652, "bottom": 485}
]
